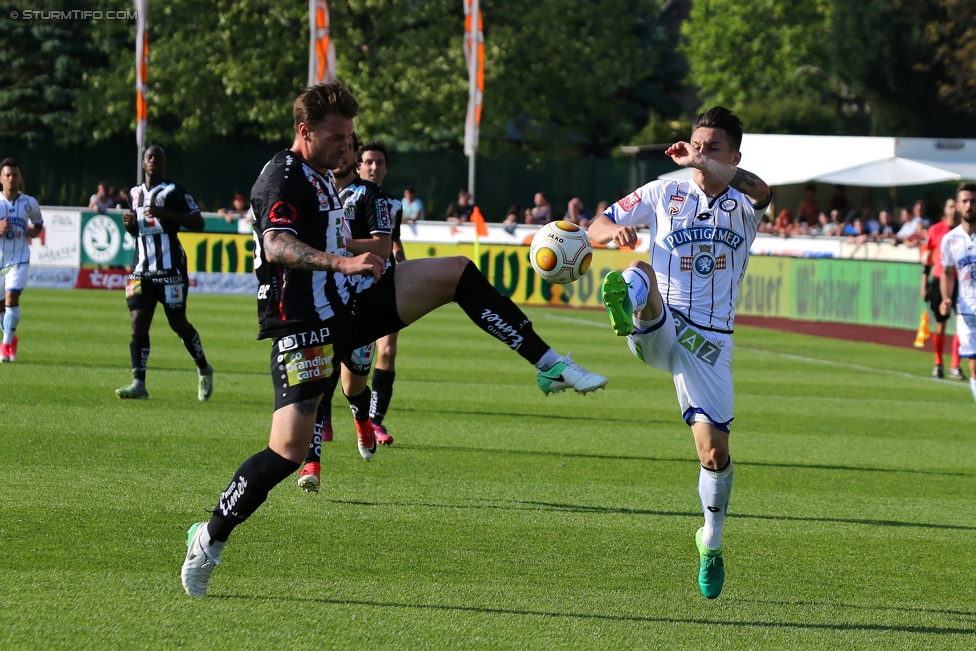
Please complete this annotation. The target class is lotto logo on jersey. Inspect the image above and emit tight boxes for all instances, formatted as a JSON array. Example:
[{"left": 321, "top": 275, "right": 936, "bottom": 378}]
[
  {"left": 269, "top": 201, "right": 297, "bottom": 225},
  {"left": 616, "top": 192, "right": 641, "bottom": 212},
  {"left": 283, "top": 345, "right": 334, "bottom": 385}
]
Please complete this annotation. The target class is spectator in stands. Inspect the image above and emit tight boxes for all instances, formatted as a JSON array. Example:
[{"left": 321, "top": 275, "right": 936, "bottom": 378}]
[
  {"left": 564, "top": 197, "right": 593, "bottom": 227},
  {"left": 896, "top": 206, "right": 924, "bottom": 246},
  {"left": 89, "top": 182, "right": 112, "bottom": 212},
  {"left": 873, "top": 210, "right": 897, "bottom": 242},
  {"left": 773, "top": 208, "right": 795, "bottom": 237},
  {"left": 526, "top": 192, "right": 553, "bottom": 225},
  {"left": 912, "top": 199, "right": 931, "bottom": 228},
  {"left": 218, "top": 194, "right": 249, "bottom": 224},
  {"left": 119, "top": 188, "right": 131, "bottom": 209},
  {"left": 401, "top": 186, "right": 424, "bottom": 223},
  {"left": 446, "top": 189, "right": 474, "bottom": 223},
  {"left": 828, "top": 185, "right": 850, "bottom": 215},
  {"left": 110, "top": 187, "right": 130, "bottom": 209},
  {"left": 796, "top": 184, "right": 819, "bottom": 227},
  {"left": 810, "top": 211, "right": 838, "bottom": 236},
  {"left": 502, "top": 204, "right": 523, "bottom": 235},
  {"left": 865, "top": 209, "right": 882, "bottom": 236}
]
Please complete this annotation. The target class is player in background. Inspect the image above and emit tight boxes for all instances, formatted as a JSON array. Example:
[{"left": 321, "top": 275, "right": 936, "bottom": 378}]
[
  {"left": 589, "top": 107, "right": 771, "bottom": 600},
  {"left": 116, "top": 146, "right": 214, "bottom": 401},
  {"left": 297, "top": 137, "right": 392, "bottom": 493},
  {"left": 921, "top": 197, "right": 964, "bottom": 379},
  {"left": 181, "top": 82, "right": 606, "bottom": 596},
  {"left": 939, "top": 183, "right": 976, "bottom": 403},
  {"left": 0, "top": 159, "right": 44, "bottom": 362},
  {"left": 357, "top": 141, "right": 402, "bottom": 445}
]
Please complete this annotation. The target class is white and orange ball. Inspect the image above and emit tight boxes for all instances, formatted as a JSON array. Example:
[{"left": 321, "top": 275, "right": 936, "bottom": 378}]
[{"left": 528, "top": 221, "right": 593, "bottom": 284}]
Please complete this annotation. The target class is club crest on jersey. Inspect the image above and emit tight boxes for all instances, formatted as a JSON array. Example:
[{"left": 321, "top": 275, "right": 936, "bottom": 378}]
[
  {"left": 720, "top": 198, "right": 738, "bottom": 212},
  {"left": 680, "top": 244, "right": 727, "bottom": 279},
  {"left": 664, "top": 226, "right": 744, "bottom": 252},
  {"left": 667, "top": 194, "right": 685, "bottom": 215}
]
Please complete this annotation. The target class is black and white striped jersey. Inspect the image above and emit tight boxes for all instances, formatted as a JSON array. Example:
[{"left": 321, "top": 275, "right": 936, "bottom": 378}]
[
  {"left": 339, "top": 177, "right": 392, "bottom": 242},
  {"left": 129, "top": 180, "right": 199, "bottom": 276},
  {"left": 604, "top": 179, "right": 770, "bottom": 333},
  {"left": 252, "top": 149, "right": 367, "bottom": 340},
  {"left": 0, "top": 192, "right": 42, "bottom": 269}
]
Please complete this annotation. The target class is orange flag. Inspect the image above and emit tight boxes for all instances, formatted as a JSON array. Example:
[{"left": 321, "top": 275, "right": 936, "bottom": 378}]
[
  {"left": 308, "top": 0, "right": 336, "bottom": 85},
  {"left": 471, "top": 206, "right": 488, "bottom": 237}
]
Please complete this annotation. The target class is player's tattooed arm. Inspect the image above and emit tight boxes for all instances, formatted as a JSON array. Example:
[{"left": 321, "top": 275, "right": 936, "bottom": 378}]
[
  {"left": 695, "top": 156, "right": 771, "bottom": 208},
  {"left": 264, "top": 230, "right": 385, "bottom": 279}
]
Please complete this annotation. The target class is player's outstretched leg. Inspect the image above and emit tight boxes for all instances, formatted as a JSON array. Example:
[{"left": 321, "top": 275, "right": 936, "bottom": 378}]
[
  {"left": 601, "top": 261, "right": 659, "bottom": 336},
  {"left": 693, "top": 422, "right": 732, "bottom": 599},
  {"left": 393, "top": 257, "right": 607, "bottom": 395}
]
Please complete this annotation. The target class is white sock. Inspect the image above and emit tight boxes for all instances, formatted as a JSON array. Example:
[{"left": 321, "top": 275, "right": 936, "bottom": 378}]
[
  {"left": 201, "top": 523, "right": 226, "bottom": 559},
  {"left": 970, "top": 378, "right": 976, "bottom": 404},
  {"left": 535, "top": 348, "right": 561, "bottom": 371},
  {"left": 2, "top": 306, "right": 20, "bottom": 344},
  {"left": 621, "top": 267, "right": 650, "bottom": 314},
  {"left": 699, "top": 460, "right": 733, "bottom": 550}
]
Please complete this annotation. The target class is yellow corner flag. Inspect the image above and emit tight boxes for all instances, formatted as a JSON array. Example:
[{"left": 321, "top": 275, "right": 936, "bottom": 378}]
[
  {"left": 471, "top": 205, "right": 488, "bottom": 266},
  {"left": 913, "top": 310, "right": 931, "bottom": 348}
]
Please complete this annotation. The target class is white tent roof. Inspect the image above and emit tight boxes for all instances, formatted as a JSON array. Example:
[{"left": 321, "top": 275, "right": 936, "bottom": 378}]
[{"left": 658, "top": 134, "right": 976, "bottom": 187}]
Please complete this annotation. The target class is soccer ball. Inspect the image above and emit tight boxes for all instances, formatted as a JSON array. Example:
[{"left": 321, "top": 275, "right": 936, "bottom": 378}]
[{"left": 529, "top": 221, "right": 593, "bottom": 284}]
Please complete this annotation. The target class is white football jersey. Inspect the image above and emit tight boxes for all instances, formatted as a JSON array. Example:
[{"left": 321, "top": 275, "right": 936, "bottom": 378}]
[
  {"left": 0, "top": 192, "right": 43, "bottom": 269},
  {"left": 940, "top": 224, "right": 976, "bottom": 315},
  {"left": 603, "top": 179, "right": 768, "bottom": 332}
]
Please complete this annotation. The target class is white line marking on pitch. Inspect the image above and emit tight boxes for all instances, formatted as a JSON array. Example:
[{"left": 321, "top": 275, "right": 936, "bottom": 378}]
[{"left": 533, "top": 310, "right": 963, "bottom": 386}]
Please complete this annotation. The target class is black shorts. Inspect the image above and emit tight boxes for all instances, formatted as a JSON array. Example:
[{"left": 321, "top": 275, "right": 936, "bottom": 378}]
[
  {"left": 125, "top": 271, "right": 189, "bottom": 312},
  {"left": 342, "top": 341, "right": 376, "bottom": 376},
  {"left": 926, "top": 275, "right": 957, "bottom": 324},
  {"left": 269, "top": 266, "right": 405, "bottom": 411}
]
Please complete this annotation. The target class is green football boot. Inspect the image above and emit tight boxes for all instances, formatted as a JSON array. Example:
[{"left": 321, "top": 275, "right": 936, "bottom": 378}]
[
  {"left": 115, "top": 382, "right": 149, "bottom": 400},
  {"left": 696, "top": 527, "right": 725, "bottom": 599},
  {"left": 198, "top": 365, "right": 214, "bottom": 402},
  {"left": 600, "top": 271, "right": 634, "bottom": 336}
]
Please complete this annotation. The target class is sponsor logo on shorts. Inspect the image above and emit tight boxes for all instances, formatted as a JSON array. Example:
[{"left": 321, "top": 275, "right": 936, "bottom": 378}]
[
  {"left": 283, "top": 345, "right": 335, "bottom": 385},
  {"left": 163, "top": 283, "right": 185, "bottom": 305},
  {"left": 672, "top": 314, "right": 722, "bottom": 367},
  {"left": 125, "top": 278, "right": 142, "bottom": 298}
]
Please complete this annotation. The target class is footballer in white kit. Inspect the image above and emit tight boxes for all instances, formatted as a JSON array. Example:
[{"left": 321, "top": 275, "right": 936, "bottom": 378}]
[
  {"left": 589, "top": 107, "right": 771, "bottom": 600},
  {"left": 939, "top": 182, "right": 976, "bottom": 403},
  {"left": 0, "top": 159, "right": 44, "bottom": 362}
]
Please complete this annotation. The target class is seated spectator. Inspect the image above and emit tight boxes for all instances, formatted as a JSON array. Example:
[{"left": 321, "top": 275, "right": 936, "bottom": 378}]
[
  {"left": 526, "top": 192, "right": 553, "bottom": 225},
  {"left": 773, "top": 208, "right": 794, "bottom": 237},
  {"left": 810, "top": 211, "right": 838, "bottom": 237},
  {"left": 401, "top": 186, "right": 424, "bottom": 223},
  {"left": 89, "top": 182, "right": 112, "bottom": 212},
  {"left": 911, "top": 199, "right": 931, "bottom": 228},
  {"left": 846, "top": 218, "right": 870, "bottom": 254},
  {"left": 446, "top": 189, "right": 474, "bottom": 223},
  {"left": 864, "top": 210, "right": 881, "bottom": 236},
  {"left": 896, "top": 207, "right": 924, "bottom": 246},
  {"left": 108, "top": 186, "right": 130, "bottom": 209},
  {"left": 796, "top": 184, "right": 819, "bottom": 226},
  {"left": 873, "top": 210, "right": 897, "bottom": 242},
  {"left": 564, "top": 197, "right": 594, "bottom": 227},
  {"left": 502, "top": 204, "right": 523, "bottom": 235},
  {"left": 219, "top": 194, "right": 250, "bottom": 224}
]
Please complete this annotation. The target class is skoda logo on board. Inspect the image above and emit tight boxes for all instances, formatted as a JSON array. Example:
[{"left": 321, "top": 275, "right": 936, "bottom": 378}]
[{"left": 83, "top": 215, "right": 122, "bottom": 263}]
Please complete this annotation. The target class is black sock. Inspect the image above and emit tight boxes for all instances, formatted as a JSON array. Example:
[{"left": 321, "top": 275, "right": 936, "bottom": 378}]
[
  {"left": 370, "top": 368, "right": 395, "bottom": 425},
  {"left": 454, "top": 260, "right": 548, "bottom": 365},
  {"left": 130, "top": 334, "right": 150, "bottom": 380},
  {"left": 206, "top": 447, "right": 300, "bottom": 542},
  {"left": 306, "top": 398, "right": 332, "bottom": 464},
  {"left": 345, "top": 386, "right": 371, "bottom": 423},
  {"left": 181, "top": 328, "right": 209, "bottom": 370}
]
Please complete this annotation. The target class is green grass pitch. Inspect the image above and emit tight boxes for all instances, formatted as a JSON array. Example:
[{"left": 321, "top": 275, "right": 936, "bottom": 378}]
[{"left": 1, "top": 289, "right": 975, "bottom": 649}]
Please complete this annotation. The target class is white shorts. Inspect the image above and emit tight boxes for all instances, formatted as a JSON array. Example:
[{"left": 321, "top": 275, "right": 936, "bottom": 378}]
[
  {"left": 0, "top": 262, "right": 28, "bottom": 292},
  {"left": 626, "top": 305, "right": 735, "bottom": 431},
  {"left": 956, "top": 313, "right": 976, "bottom": 359}
]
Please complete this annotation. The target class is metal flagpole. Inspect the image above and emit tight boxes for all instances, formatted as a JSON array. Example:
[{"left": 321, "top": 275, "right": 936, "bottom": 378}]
[
  {"left": 465, "top": 0, "right": 480, "bottom": 202},
  {"left": 135, "top": 0, "right": 148, "bottom": 186}
]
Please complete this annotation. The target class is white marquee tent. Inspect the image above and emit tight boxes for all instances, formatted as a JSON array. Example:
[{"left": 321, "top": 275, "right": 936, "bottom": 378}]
[{"left": 656, "top": 134, "right": 976, "bottom": 187}]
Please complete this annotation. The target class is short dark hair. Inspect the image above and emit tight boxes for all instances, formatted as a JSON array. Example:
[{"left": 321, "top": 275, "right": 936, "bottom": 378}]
[
  {"left": 404, "top": 186, "right": 416, "bottom": 194},
  {"left": 692, "top": 106, "right": 744, "bottom": 151},
  {"left": 958, "top": 182, "right": 976, "bottom": 196},
  {"left": 293, "top": 82, "right": 359, "bottom": 132},
  {"left": 0, "top": 158, "right": 19, "bottom": 172},
  {"left": 357, "top": 140, "right": 389, "bottom": 166}
]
